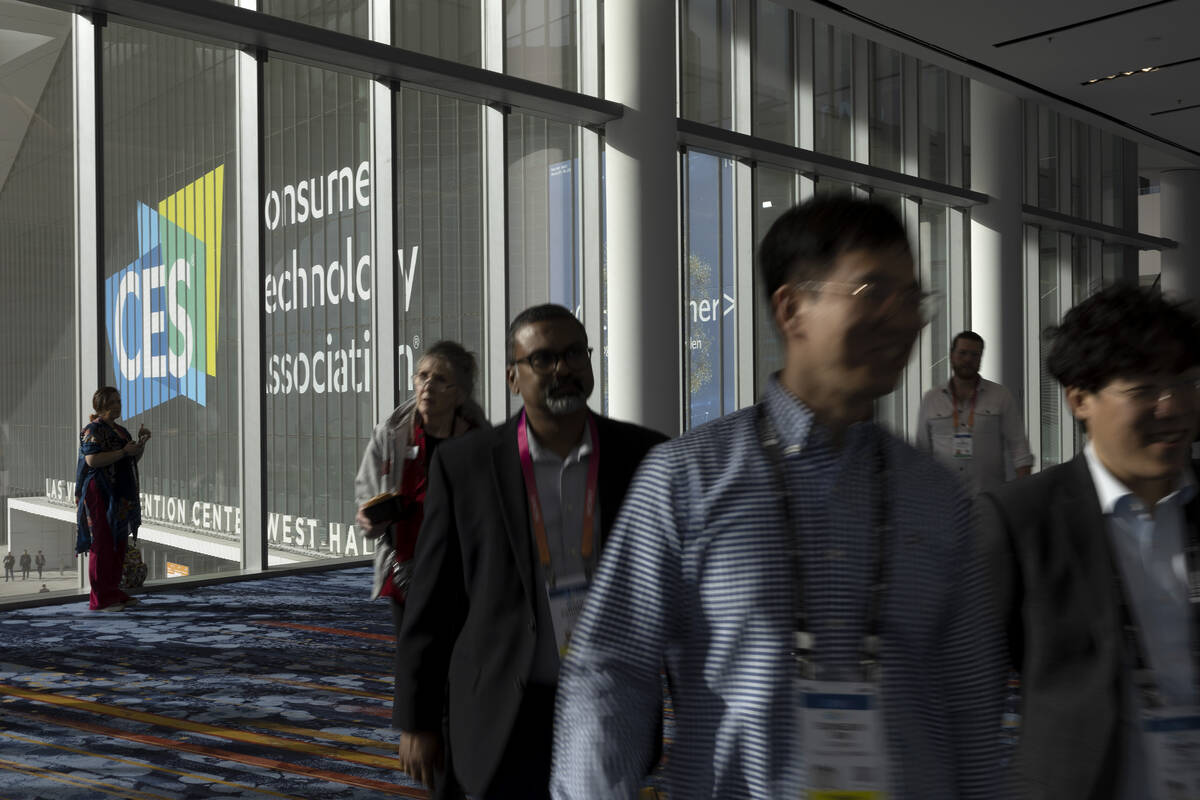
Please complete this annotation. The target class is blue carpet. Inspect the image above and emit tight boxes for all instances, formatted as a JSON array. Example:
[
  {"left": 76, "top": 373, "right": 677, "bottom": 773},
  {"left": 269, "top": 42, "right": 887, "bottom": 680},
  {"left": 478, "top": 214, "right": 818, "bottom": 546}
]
[{"left": 0, "top": 566, "right": 427, "bottom": 799}]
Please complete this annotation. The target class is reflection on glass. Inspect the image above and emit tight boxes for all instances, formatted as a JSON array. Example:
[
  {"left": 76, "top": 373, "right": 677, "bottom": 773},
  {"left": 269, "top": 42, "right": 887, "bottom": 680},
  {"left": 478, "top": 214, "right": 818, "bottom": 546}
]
[
  {"left": 813, "top": 21, "right": 853, "bottom": 161},
  {"left": 685, "top": 152, "right": 736, "bottom": 429},
  {"left": 869, "top": 43, "right": 902, "bottom": 173},
  {"left": 263, "top": 60, "right": 373, "bottom": 563},
  {"left": 395, "top": 0, "right": 482, "bottom": 65},
  {"left": 753, "top": 1, "right": 795, "bottom": 144},
  {"left": 1038, "top": 228, "right": 1060, "bottom": 468},
  {"left": 919, "top": 63, "right": 948, "bottom": 184},
  {"left": 681, "top": 0, "right": 733, "bottom": 129},
  {"left": 753, "top": 167, "right": 798, "bottom": 395},
  {"left": 507, "top": 0, "right": 579, "bottom": 91},
  {"left": 0, "top": 4, "right": 75, "bottom": 599},
  {"left": 1069, "top": 119, "right": 1090, "bottom": 220},
  {"left": 871, "top": 189, "right": 906, "bottom": 434},
  {"left": 261, "top": 0, "right": 370, "bottom": 38},
  {"left": 396, "top": 89, "right": 486, "bottom": 405},
  {"left": 102, "top": 25, "right": 241, "bottom": 580}
]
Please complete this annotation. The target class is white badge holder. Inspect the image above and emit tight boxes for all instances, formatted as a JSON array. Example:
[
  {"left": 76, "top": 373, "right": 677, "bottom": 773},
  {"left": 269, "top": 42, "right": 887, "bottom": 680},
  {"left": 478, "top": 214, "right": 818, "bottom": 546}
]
[
  {"left": 796, "top": 678, "right": 890, "bottom": 799},
  {"left": 546, "top": 572, "right": 589, "bottom": 659},
  {"left": 1142, "top": 706, "right": 1200, "bottom": 800},
  {"left": 952, "top": 432, "right": 973, "bottom": 459}
]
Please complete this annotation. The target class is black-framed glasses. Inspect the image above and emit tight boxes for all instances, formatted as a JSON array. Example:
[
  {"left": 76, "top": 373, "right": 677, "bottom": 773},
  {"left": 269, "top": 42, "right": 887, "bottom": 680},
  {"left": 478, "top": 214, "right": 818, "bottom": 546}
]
[
  {"left": 792, "top": 279, "right": 940, "bottom": 322},
  {"left": 1103, "top": 377, "right": 1200, "bottom": 409},
  {"left": 510, "top": 345, "right": 593, "bottom": 374}
]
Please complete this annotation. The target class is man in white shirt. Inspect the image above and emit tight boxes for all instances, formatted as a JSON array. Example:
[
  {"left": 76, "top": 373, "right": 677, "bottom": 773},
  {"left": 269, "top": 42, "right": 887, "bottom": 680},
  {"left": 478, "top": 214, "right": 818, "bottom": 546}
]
[
  {"left": 916, "top": 331, "right": 1033, "bottom": 494},
  {"left": 978, "top": 284, "right": 1200, "bottom": 799}
]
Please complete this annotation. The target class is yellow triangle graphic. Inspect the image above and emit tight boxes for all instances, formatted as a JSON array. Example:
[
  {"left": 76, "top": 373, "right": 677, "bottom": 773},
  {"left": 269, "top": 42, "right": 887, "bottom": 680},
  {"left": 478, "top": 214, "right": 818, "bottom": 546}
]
[{"left": 159, "top": 165, "right": 224, "bottom": 377}]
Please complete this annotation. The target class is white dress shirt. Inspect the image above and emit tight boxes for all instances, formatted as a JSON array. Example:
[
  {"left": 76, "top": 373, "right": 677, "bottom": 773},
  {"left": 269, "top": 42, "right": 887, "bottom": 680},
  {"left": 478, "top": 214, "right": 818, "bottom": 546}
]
[
  {"left": 915, "top": 377, "right": 1034, "bottom": 495},
  {"left": 1083, "top": 442, "right": 1197, "bottom": 798}
]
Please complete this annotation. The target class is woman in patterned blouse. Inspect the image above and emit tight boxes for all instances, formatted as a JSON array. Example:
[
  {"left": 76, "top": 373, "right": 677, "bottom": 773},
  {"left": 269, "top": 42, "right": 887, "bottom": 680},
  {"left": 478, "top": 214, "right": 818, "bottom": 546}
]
[{"left": 74, "top": 387, "right": 150, "bottom": 611}]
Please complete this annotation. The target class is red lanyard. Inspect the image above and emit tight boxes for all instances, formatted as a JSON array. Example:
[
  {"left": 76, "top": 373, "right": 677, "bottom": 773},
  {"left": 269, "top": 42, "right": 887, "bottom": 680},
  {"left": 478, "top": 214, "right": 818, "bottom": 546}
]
[
  {"left": 516, "top": 410, "right": 600, "bottom": 579},
  {"left": 949, "top": 378, "right": 978, "bottom": 432}
]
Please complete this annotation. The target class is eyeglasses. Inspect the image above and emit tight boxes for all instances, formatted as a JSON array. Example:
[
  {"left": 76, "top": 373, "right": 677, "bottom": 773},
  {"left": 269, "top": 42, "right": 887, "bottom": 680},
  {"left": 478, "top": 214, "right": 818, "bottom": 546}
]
[
  {"left": 510, "top": 344, "right": 593, "bottom": 374},
  {"left": 1103, "top": 377, "right": 1200, "bottom": 409},
  {"left": 792, "top": 279, "right": 940, "bottom": 322},
  {"left": 412, "top": 372, "right": 456, "bottom": 393}
]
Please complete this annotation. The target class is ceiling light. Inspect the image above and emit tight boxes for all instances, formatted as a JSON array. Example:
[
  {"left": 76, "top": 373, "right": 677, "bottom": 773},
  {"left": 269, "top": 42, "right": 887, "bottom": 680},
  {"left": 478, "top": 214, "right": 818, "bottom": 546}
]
[{"left": 1082, "top": 56, "right": 1198, "bottom": 86}]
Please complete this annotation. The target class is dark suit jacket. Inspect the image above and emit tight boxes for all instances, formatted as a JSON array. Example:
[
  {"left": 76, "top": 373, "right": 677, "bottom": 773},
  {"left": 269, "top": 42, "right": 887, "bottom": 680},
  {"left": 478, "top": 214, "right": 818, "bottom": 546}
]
[
  {"left": 392, "top": 412, "right": 668, "bottom": 795},
  {"left": 978, "top": 453, "right": 1200, "bottom": 800}
]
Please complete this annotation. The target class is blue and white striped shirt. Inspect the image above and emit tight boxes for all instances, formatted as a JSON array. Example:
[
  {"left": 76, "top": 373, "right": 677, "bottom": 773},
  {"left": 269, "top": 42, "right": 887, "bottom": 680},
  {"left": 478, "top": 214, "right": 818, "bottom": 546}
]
[{"left": 551, "top": 377, "right": 1007, "bottom": 799}]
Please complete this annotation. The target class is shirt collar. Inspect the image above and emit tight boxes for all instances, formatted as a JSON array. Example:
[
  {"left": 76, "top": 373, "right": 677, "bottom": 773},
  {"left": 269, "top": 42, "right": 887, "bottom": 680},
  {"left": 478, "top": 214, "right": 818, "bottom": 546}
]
[
  {"left": 763, "top": 374, "right": 875, "bottom": 453},
  {"left": 1083, "top": 441, "right": 1197, "bottom": 515},
  {"left": 524, "top": 413, "right": 594, "bottom": 466}
]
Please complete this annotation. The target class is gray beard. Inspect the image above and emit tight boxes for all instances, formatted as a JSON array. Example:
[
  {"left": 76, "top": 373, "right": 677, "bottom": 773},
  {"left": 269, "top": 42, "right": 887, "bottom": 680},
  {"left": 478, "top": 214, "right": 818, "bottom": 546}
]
[{"left": 545, "top": 393, "right": 587, "bottom": 415}]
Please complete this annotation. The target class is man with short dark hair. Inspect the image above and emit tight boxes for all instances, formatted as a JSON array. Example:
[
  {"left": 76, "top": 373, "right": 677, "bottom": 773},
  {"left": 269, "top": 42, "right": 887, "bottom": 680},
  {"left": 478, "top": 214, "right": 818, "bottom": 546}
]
[
  {"left": 34, "top": 550, "right": 45, "bottom": 579},
  {"left": 2, "top": 551, "right": 13, "bottom": 582},
  {"left": 980, "top": 283, "right": 1200, "bottom": 799},
  {"left": 553, "top": 196, "right": 1007, "bottom": 798},
  {"left": 18, "top": 550, "right": 30, "bottom": 580},
  {"left": 393, "top": 304, "right": 666, "bottom": 800},
  {"left": 916, "top": 331, "right": 1034, "bottom": 494}
]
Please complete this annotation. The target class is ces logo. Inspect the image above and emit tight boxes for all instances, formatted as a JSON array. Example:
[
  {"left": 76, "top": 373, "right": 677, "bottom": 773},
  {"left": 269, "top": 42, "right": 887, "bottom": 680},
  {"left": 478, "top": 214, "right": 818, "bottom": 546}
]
[{"left": 105, "top": 166, "right": 224, "bottom": 416}]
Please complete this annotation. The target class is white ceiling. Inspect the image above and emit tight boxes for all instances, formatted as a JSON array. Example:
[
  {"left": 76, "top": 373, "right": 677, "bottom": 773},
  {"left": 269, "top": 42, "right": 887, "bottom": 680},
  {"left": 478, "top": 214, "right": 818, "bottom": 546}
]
[
  {"left": 805, "top": 0, "right": 1200, "bottom": 171},
  {"left": 0, "top": 0, "right": 70, "bottom": 195}
]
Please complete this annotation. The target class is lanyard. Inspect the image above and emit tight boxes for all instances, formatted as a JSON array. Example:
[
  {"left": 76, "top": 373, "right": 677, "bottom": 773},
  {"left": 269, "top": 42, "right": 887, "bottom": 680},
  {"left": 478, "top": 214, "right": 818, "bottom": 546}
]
[
  {"left": 1108, "top": 507, "right": 1200, "bottom": 709},
  {"left": 756, "top": 404, "right": 890, "bottom": 681},
  {"left": 948, "top": 378, "right": 978, "bottom": 432},
  {"left": 516, "top": 410, "right": 601, "bottom": 586}
]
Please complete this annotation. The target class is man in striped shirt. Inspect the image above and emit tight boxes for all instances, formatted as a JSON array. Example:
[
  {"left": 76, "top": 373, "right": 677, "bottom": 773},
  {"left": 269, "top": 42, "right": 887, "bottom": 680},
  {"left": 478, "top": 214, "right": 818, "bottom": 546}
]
[{"left": 551, "top": 196, "right": 1007, "bottom": 799}]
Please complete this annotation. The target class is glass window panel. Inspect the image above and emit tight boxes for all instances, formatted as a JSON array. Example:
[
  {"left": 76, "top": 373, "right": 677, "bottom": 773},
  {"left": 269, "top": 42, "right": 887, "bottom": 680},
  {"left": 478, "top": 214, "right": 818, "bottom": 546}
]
[
  {"left": 0, "top": 4, "right": 75, "bottom": 599},
  {"left": 684, "top": 151, "right": 736, "bottom": 429},
  {"left": 870, "top": 190, "right": 906, "bottom": 434},
  {"left": 752, "top": 1, "right": 795, "bottom": 144},
  {"left": 753, "top": 166, "right": 799, "bottom": 395},
  {"left": 395, "top": 0, "right": 482, "bottom": 65},
  {"left": 921, "top": 202, "right": 951, "bottom": 388},
  {"left": 1069, "top": 119, "right": 1090, "bottom": 220},
  {"left": 918, "top": 62, "right": 948, "bottom": 184},
  {"left": 260, "top": 0, "right": 370, "bottom": 39},
  {"left": 1037, "top": 106, "right": 1058, "bottom": 210},
  {"left": 395, "top": 88, "right": 486, "bottom": 405},
  {"left": 506, "top": 114, "right": 590, "bottom": 413},
  {"left": 813, "top": 21, "right": 853, "bottom": 161},
  {"left": 1038, "top": 228, "right": 1061, "bottom": 468},
  {"left": 680, "top": 0, "right": 733, "bottom": 129},
  {"left": 101, "top": 25, "right": 241, "bottom": 579},
  {"left": 869, "top": 43, "right": 903, "bottom": 173},
  {"left": 263, "top": 59, "right": 373, "bottom": 563},
  {"left": 507, "top": 0, "right": 581, "bottom": 92}
]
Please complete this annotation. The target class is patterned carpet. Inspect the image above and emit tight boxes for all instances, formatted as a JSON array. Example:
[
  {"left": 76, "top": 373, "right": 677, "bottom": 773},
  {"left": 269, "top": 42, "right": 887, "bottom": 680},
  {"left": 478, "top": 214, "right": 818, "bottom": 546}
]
[{"left": 0, "top": 566, "right": 428, "bottom": 799}]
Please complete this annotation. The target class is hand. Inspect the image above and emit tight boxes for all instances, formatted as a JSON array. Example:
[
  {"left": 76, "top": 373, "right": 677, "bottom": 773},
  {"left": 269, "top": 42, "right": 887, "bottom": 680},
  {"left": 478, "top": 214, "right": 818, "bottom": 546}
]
[
  {"left": 397, "top": 730, "right": 443, "bottom": 788},
  {"left": 137, "top": 425, "right": 151, "bottom": 443},
  {"left": 122, "top": 441, "right": 143, "bottom": 458}
]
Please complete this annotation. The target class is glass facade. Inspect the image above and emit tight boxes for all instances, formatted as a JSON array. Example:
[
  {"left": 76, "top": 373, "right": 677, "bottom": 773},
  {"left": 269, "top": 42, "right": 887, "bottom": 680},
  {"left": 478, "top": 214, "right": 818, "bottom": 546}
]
[
  {"left": 101, "top": 25, "right": 242, "bottom": 579},
  {"left": 0, "top": 6, "right": 75, "bottom": 596},
  {"left": 0, "top": 0, "right": 1170, "bottom": 604}
]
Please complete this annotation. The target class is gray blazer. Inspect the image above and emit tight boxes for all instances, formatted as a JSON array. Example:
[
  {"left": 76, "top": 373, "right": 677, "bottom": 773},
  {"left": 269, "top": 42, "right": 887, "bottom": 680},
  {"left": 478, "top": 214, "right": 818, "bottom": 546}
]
[{"left": 978, "top": 453, "right": 1200, "bottom": 799}]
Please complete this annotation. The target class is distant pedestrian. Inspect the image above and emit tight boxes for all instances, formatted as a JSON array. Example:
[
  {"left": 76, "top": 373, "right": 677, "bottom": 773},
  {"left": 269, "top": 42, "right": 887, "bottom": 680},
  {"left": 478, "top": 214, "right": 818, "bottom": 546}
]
[
  {"left": 2, "top": 551, "right": 13, "bottom": 581},
  {"left": 18, "top": 550, "right": 30, "bottom": 580},
  {"left": 34, "top": 550, "right": 45, "bottom": 579},
  {"left": 38, "top": 584, "right": 49, "bottom": 594}
]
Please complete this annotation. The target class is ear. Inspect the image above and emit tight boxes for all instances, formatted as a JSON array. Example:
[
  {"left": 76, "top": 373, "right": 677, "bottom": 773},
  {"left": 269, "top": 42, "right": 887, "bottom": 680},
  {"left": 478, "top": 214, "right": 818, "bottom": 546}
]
[
  {"left": 1065, "top": 386, "right": 1092, "bottom": 423},
  {"left": 771, "top": 284, "right": 805, "bottom": 339},
  {"left": 506, "top": 364, "right": 520, "bottom": 395}
]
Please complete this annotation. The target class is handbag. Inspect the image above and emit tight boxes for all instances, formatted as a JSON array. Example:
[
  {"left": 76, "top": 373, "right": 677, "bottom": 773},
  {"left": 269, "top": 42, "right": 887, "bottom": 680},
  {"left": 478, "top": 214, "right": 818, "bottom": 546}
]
[{"left": 119, "top": 539, "right": 149, "bottom": 589}]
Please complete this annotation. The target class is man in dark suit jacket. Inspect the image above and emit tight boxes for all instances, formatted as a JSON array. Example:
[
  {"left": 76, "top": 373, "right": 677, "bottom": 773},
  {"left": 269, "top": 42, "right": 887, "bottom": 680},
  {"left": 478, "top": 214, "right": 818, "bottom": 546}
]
[
  {"left": 979, "top": 284, "right": 1200, "bottom": 799},
  {"left": 393, "top": 304, "right": 668, "bottom": 799}
]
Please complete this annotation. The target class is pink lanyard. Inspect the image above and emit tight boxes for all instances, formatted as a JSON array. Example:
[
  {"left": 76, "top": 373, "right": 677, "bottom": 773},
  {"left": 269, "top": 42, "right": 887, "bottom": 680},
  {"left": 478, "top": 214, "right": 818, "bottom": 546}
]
[{"left": 516, "top": 410, "right": 600, "bottom": 579}]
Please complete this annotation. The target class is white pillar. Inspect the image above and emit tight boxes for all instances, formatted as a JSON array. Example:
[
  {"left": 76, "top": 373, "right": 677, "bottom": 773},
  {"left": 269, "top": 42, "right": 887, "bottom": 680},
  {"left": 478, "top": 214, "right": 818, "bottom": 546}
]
[
  {"left": 969, "top": 81, "right": 1024, "bottom": 395},
  {"left": 1159, "top": 169, "right": 1200, "bottom": 303},
  {"left": 603, "top": 0, "right": 680, "bottom": 436}
]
